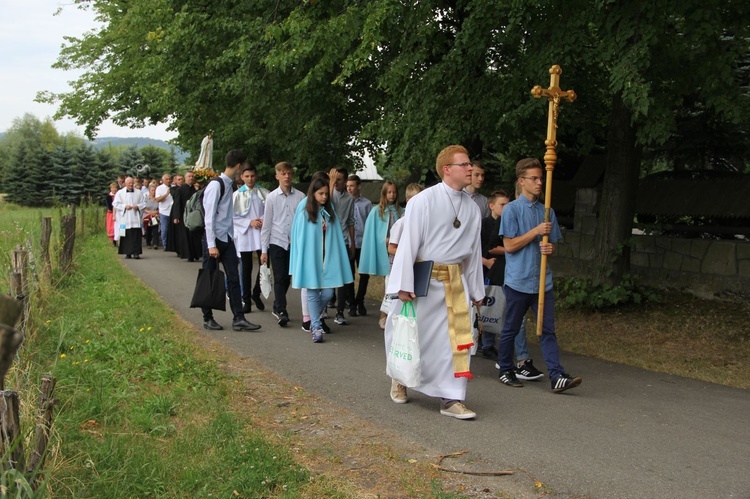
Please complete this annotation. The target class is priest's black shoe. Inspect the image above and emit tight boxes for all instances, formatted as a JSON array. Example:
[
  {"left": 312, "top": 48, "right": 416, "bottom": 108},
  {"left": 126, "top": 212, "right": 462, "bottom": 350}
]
[
  {"left": 203, "top": 319, "right": 223, "bottom": 330},
  {"left": 233, "top": 318, "right": 261, "bottom": 331}
]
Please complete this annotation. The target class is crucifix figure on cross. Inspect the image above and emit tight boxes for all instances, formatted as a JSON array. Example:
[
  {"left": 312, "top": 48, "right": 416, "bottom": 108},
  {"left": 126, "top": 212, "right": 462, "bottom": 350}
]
[{"left": 530, "top": 64, "right": 576, "bottom": 336}]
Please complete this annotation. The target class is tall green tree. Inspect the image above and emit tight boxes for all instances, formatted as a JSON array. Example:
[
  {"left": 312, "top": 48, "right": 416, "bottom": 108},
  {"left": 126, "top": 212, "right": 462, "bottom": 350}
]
[
  {"left": 1, "top": 115, "right": 61, "bottom": 205},
  {"left": 44, "top": 0, "right": 750, "bottom": 283}
]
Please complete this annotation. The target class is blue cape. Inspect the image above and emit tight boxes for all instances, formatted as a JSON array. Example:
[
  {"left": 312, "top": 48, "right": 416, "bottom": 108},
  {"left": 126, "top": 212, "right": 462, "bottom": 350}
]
[
  {"left": 359, "top": 205, "right": 400, "bottom": 276},
  {"left": 290, "top": 199, "right": 353, "bottom": 289}
]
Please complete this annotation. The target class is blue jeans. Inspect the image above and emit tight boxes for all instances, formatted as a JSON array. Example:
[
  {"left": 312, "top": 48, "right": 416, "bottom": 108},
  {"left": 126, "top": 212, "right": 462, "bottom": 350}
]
[
  {"left": 159, "top": 214, "right": 170, "bottom": 248},
  {"left": 307, "top": 288, "right": 334, "bottom": 333},
  {"left": 497, "top": 285, "right": 564, "bottom": 380},
  {"left": 201, "top": 236, "right": 243, "bottom": 322}
]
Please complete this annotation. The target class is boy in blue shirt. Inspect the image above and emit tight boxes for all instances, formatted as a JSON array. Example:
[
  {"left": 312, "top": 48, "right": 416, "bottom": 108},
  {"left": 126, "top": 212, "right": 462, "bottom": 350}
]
[{"left": 497, "top": 158, "right": 582, "bottom": 393}]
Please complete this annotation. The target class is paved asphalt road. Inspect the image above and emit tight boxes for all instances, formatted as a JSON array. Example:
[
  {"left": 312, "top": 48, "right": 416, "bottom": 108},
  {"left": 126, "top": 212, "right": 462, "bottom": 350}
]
[{"left": 124, "top": 247, "right": 749, "bottom": 498}]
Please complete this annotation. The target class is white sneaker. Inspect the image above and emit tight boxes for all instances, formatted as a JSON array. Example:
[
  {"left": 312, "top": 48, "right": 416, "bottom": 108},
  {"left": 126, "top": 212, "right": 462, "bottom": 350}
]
[
  {"left": 440, "top": 402, "right": 476, "bottom": 420},
  {"left": 390, "top": 379, "right": 407, "bottom": 404}
]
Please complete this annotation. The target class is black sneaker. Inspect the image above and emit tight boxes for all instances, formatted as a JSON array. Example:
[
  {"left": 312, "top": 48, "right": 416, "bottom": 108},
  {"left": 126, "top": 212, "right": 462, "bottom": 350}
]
[
  {"left": 499, "top": 370, "right": 523, "bottom": 387},
  {"left": 357, "top": 302, "right": 367, "bottom": 316},
  {"left": 275, "top": 310, "right": 289, "bottom": 327},
  {"left": 301, "top": 321, "right": 311, "bottom": 332},
  {"left": 320, "top": 319, "right": 331, "bottom": 334},
  {"left": 551, "top": 373, "right": 582, "bottom": 393},
  {"left": 515, "top": 359, "right": 544, "bottom": 381},
  {"left": 334, "top": 312, "right": 348, "bottom": 325},
  {"left": 481, "top": 346, "right": 498, "bottom": 359},
  {"left": 348, "top": 306, "right": 359, "bottom": 317}
]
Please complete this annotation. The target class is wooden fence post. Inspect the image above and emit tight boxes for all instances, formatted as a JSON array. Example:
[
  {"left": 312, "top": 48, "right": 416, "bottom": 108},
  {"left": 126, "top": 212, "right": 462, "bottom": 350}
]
[
  {"left": 40, "top": 217, "right": 52, "bottom": 283},
  {"left": 11, "top": 248, "right": 28, "bottom": 297},
  {"left": 0, "top": 391, "right": 24, "bottom": 472},
  {"left": 59, "top": 215, "right": 76, "bottom": 273},
  {"left": 26, "top": 374, "right": 57, "bottom": 490}
]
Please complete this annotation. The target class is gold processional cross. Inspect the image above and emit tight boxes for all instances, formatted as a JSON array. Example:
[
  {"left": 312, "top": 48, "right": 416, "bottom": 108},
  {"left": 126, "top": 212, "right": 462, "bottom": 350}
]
[{"left": 530, "top": 65, "right": 576, "bottom": 336}]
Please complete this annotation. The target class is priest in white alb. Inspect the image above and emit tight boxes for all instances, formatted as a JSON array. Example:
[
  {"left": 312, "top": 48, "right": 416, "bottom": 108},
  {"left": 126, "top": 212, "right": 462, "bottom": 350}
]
[
  {"left": 385, "top": 145, "right": 485, "bottom": 419},
  {"left": 113, "top": 176, "right": 147, "bottom": 259}
]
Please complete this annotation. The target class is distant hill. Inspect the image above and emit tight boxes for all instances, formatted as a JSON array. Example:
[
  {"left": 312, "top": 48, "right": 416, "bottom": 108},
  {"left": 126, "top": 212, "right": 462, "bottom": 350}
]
[
  {"left": 93, "top": 137, "right": 190, "bottom": 164},
  {"left": 0, "top": 132, "right": 190, "bottom": 165}
]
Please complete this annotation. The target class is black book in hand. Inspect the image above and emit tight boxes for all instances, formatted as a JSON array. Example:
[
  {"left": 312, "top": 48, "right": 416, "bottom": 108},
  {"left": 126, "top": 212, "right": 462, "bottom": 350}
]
[{"left": 413, "top": 260, "right": 434, "bottom": 297}]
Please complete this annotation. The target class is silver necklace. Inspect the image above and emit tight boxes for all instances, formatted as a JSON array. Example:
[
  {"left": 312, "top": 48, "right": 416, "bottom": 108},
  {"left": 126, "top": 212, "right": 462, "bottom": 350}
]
[{"left": 442, "top": 183, "right": 463, "bottom": 229}]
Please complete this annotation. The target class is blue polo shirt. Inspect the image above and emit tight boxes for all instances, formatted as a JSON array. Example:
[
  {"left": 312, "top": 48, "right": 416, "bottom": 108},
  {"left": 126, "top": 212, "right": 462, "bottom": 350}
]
[{"left": 499, "top": 195, "right": 563, "bottom": 294}]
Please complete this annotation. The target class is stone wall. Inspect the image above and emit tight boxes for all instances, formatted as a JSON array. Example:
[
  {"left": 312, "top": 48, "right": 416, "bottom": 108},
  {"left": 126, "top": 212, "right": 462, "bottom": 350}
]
[{"left": 554, "top": 188, "right": 750, "bottom": 298}]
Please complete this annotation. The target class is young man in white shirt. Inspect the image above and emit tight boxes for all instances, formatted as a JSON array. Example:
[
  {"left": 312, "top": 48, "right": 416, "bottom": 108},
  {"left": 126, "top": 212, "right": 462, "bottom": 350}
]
[{"left": 260, "top": 162, "right": 306, "bottom": 327}]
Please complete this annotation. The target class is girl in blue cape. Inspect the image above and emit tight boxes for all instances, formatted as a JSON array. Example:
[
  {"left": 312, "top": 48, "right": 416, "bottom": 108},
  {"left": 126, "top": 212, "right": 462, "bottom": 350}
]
[
  {"left": 359, "top": 181, "right": 402, "bottom": 276},
  {"left": 359, "top": 181, "right": 402, "bottom": 327},
  {"left": 290, "top": 174, "right": 353, "bottom": 342}
]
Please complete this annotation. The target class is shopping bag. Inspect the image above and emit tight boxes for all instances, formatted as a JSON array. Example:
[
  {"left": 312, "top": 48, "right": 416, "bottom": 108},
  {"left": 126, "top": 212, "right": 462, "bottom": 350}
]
[
  {"left": 259, "top": 264, "right": 273, "bottom": 299},
  {"left": 386, "top": 301, "right": 421, "bottom": 387},
  {"left": 118, "top": 223, "right": 127, "bottom": 238},
  {"left": 189, "top": 267, "right": 227, "bottom": 311},
  {"left": 478, "top": 285, "right": 506, "bottom": 335}
]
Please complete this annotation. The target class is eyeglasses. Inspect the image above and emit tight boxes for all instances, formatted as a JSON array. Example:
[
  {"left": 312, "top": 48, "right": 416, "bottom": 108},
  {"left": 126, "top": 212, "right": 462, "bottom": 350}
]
[
  {"left": 521, "top": 176, "right": 544, "bottom": 183},
  {"left": 447, "top": 162, "right": 472, "bottom": 168}
]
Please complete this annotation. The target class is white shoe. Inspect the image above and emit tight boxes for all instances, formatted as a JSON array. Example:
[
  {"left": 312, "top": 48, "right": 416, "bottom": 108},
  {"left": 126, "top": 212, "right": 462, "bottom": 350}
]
[{"left": 390, "top": 379, "right": 407, "bottom": 404}]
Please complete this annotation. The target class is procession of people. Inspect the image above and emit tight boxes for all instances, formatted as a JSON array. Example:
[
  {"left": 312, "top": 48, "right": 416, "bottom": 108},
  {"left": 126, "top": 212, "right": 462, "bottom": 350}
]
[{"left": 106, "top": 144, "right": 582, "bottom": 420}]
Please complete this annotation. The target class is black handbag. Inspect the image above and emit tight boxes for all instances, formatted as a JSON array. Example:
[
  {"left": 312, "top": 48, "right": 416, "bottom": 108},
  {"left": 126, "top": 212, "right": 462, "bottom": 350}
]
[{"left": 189, "top": 268, "right": 227, "bottom": 311}]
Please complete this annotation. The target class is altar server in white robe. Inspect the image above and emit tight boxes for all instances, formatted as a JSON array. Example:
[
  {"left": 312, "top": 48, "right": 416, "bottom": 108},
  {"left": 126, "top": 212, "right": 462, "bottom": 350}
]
[
  {"left": 233, "top": 165, "right": 270, "bottom": 313},
  {"left": 113, "top": 176, "right": 147, "bottom": 259},
  {"left": 385, "top": 145, "right": 484, "bottom": 420}
]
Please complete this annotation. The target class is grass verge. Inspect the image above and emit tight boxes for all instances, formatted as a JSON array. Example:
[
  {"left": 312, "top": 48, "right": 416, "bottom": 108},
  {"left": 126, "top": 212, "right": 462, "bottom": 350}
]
[
  {"left": 11, "top": 234, "right": 465, "bottom": 497},
  {"left": 16, "top": 235, "right": 313, "bottom": 496}
]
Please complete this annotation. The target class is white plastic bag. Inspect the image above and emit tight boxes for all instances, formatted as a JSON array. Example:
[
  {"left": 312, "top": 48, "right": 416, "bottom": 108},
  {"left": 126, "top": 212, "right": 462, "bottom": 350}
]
[
  {"left": 386, "top": 301, "right": 421, "bottom": 387},
  {"left": 380, "top": 275, "right": 394, "bottom": 313},
  {"left": 478, "top": 285, "right": 506, "bottom": 335},
  {"left": 259, "top": 264, "right": 273, "bottom": 299}
]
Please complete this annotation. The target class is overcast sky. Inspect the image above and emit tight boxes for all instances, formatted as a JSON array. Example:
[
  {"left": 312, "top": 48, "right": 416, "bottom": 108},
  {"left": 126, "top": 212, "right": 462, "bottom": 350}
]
[{"left": 0, "top": 1, "right": 176, "bottom": 140}]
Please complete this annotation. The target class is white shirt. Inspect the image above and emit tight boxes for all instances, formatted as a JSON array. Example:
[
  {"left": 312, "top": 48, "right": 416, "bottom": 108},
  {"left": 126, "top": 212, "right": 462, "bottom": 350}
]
[
  {"left": 260, "top": 187, "right": 305, "bottom": 252},
  {"left": 155, "top": 184, "right": 173, "bottom": 216},
  {"left": 233, "top": 185, "right": 269, "bottom": 252}
]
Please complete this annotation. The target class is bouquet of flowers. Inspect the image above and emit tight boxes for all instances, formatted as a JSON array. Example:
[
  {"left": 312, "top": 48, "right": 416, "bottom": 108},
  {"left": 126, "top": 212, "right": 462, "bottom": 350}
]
[{"left": 192, "top": 166, "right": 219, "bottom": 185}]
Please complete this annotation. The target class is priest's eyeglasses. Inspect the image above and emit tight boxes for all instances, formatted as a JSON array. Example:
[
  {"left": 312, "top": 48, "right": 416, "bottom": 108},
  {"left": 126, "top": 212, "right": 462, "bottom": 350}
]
[
  {"left": 521, "top": 176, "right": 544, "bottom": 183},
  {"left": 446, "top": 162, "right": 472, "bottom": 168}
]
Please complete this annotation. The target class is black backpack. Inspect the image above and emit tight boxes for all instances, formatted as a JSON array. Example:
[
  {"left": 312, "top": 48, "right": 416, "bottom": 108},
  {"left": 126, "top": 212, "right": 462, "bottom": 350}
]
[{"left": 183, "top": 178, "right": 226, "bottom": 232}]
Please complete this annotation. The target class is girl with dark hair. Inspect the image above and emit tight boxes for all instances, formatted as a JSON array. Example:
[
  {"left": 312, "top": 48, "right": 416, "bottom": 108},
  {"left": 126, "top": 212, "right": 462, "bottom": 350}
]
[{"left": 290, "top": 173, "right": 353, "bottom": 342}]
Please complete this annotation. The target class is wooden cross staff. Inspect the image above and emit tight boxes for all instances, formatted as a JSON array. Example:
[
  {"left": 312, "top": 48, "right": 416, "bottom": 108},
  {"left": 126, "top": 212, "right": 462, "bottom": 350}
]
[{"left": 530, "top": 65, "right": 575, "bottom": 336}]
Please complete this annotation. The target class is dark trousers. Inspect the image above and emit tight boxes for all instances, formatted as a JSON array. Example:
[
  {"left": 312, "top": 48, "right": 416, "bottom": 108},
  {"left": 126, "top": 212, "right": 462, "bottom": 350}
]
[
  {"left": 337, "top": 253, "right": 356, "bottom": 313},
  {"left": 240, "top": 250, "right": 262, "bottom": 303},
  {"left": 497, "top": 285, "right": 564, "bottom": 380},
  {"left": 144, "top": 222, "right": 159, "bottom": 247},
  {"left": 268, "top": 244, "right": 291, "bottom": 313},
  {"left": 353, "top": 248, "right": 369, "bottom": 305},
  {"left": 201, "top": 236, "right": 243, "bottom": 322}
]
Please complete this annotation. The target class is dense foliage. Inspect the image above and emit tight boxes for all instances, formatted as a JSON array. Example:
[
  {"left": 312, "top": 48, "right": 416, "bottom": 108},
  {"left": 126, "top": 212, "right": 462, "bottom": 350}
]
[{"left": 35, "top": 0, "right": 750, "bottom": 279}]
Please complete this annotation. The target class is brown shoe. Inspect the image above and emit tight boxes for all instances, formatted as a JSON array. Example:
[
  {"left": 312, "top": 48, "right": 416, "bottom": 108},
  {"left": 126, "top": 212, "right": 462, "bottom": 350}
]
[
  {"left": 440, "top": 402, "right": 476, "bottom": 420},
  {"left": 390, "top": 379, "right": 407, "bottom": 404}
]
